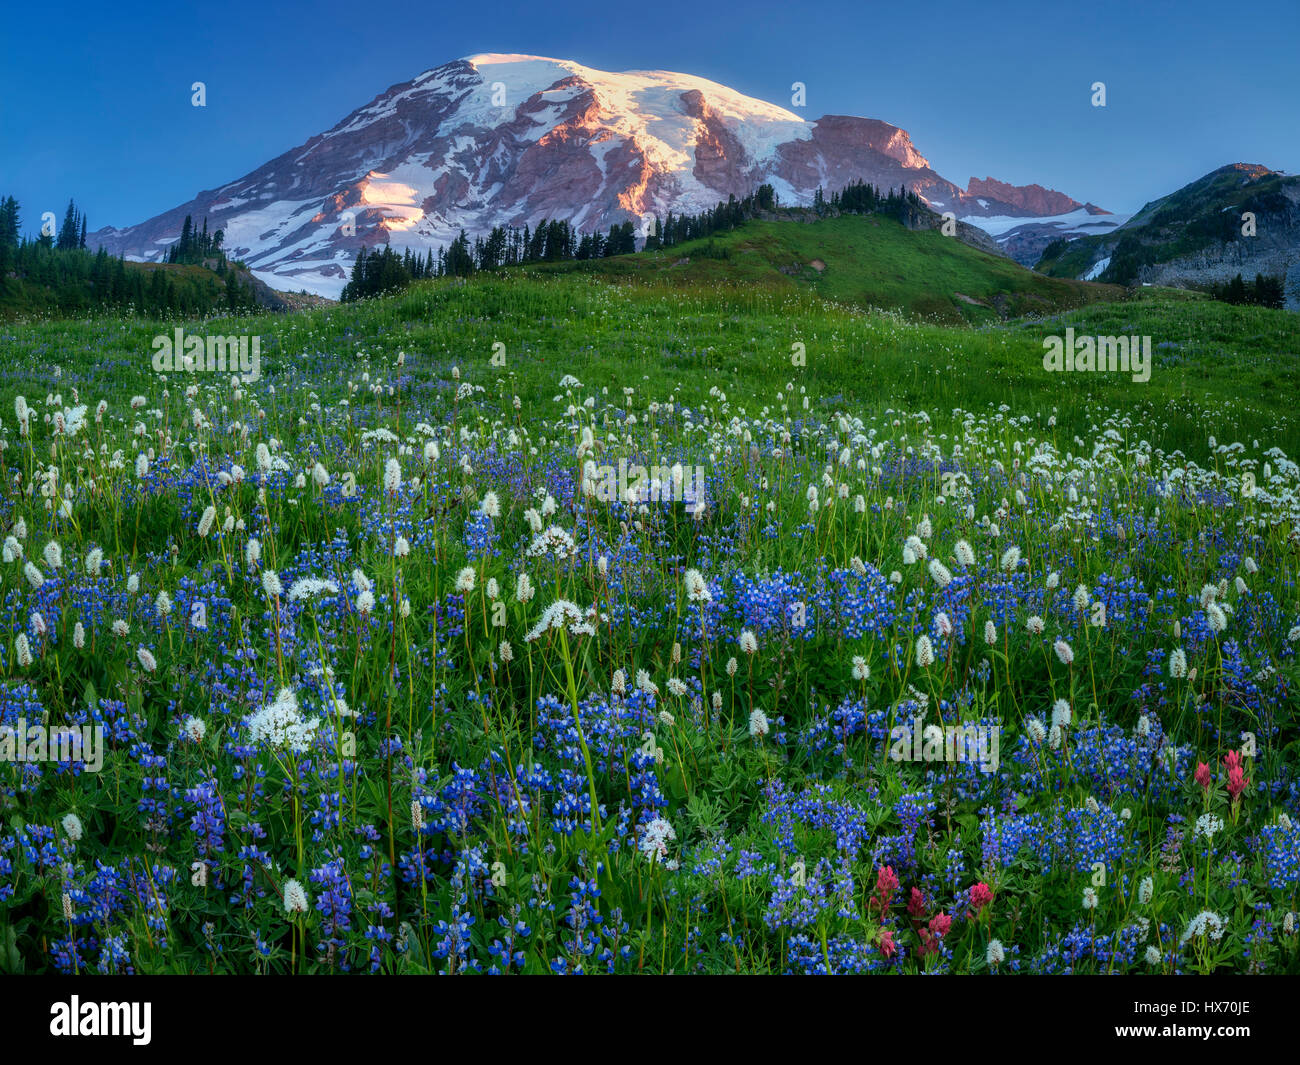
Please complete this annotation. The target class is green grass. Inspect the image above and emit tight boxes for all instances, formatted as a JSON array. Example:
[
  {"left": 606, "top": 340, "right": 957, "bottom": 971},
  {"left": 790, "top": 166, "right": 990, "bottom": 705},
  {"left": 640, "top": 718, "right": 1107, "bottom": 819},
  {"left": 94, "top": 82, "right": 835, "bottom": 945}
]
[
  {"left": 528, "top": 214, "right": 1126, "bottom": 324},
  {"left": 7, "top": 268, "right": 1292, "bottom": 462},
  {"left": 2, "top": 257, "right": 1300, "bottom": 975}
]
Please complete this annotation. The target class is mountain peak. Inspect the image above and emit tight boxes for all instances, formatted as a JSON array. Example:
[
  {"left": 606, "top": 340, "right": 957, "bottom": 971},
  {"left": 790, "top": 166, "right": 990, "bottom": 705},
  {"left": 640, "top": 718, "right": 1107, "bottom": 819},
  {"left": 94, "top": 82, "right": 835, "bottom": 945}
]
[
  {"left": 1213, "top": 162, "right": 1279, "bottom": 180},
  {"left": 965, "top": 176, "right": 1084, "bottom": 217},
  {"left": 89, "top": 54, "right": 1099, "bottom": 296},
  {"left": 465, "top": 52, "right": 558, "bottom": 65}
]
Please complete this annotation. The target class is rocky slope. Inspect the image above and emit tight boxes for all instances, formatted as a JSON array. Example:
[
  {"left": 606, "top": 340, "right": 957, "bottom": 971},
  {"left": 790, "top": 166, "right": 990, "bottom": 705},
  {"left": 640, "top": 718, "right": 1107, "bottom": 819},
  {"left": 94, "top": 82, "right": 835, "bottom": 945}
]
[{"left": 1036, "top": 163, "right": 1300, "bottom": 308}]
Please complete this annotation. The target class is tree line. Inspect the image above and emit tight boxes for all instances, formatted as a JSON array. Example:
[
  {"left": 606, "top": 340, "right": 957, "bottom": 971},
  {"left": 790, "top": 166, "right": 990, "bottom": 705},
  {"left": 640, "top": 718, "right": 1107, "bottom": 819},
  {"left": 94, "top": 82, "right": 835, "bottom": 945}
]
[
  {"left": 813, "top": 181, "right": 928, "bottom": 226},
  {"left": 1204, "top": 272, "right": 1287, "bottom": 309},
  {"left": 342, "top": 184, "right": 793, "bottom": 300},
  {"left": 0, "top": 194, "right": 257, "bottom": 317}
]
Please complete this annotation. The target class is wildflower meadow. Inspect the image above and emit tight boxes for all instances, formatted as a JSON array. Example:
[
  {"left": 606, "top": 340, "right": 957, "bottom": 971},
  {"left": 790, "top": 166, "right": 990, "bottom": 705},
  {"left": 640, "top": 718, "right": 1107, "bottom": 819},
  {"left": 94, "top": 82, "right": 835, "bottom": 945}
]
[{"left": 2, "top": 275, "right": 1299, "bottom": 979}]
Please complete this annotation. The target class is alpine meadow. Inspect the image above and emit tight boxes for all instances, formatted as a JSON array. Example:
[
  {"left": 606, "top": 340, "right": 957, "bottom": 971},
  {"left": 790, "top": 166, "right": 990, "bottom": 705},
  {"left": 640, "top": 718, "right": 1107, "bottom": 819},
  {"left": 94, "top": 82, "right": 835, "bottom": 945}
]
[{"left": 4, "top": 9, "right": 1300, "bottom": 994}]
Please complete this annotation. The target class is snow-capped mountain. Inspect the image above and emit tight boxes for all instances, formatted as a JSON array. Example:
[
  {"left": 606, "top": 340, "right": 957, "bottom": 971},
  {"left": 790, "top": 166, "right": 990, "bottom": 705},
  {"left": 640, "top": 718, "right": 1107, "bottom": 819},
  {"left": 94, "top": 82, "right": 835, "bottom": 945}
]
[{"left": 90, "top": 53, "right": 1101, "bottom": 297}]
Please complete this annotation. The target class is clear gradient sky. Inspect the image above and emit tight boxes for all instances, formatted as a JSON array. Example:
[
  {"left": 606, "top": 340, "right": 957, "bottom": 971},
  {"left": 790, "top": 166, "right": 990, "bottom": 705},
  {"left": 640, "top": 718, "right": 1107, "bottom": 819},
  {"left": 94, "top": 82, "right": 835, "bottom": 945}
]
[{"left": 2, "top": 0, "right": 1297, "bottom": 235}]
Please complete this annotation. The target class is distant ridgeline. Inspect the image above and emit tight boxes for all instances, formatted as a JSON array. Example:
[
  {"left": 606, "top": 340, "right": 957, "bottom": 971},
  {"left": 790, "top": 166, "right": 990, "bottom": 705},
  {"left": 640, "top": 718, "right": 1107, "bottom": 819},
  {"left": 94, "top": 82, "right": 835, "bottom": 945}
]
[
  {"left": 0, "top": 195, "right": 259, "bottom": 318},
  {"left": 340, "top": 181, "right": 929, "bottom": 302}
]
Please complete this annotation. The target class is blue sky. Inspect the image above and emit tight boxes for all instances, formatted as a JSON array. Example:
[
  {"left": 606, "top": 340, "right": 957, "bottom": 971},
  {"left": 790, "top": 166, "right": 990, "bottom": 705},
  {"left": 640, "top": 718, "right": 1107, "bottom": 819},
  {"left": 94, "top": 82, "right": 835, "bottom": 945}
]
[{"left": 2, "top": 0, "right": 1297, "bottom": 234}]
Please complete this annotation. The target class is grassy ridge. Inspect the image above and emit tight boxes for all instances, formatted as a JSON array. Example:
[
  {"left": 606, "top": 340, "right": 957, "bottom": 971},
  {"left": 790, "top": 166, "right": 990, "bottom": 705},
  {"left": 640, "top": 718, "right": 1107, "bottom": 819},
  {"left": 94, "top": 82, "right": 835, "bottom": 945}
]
[{"left": 526, "top": 214, "right": 1126, "bottom": 323}]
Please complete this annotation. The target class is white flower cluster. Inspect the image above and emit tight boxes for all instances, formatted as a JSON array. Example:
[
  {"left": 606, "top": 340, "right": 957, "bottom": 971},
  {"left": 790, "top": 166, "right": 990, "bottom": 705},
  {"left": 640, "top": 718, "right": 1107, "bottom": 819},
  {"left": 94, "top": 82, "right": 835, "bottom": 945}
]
[{"left": 246, "top": 687, "right": 320, "bottom": 754}]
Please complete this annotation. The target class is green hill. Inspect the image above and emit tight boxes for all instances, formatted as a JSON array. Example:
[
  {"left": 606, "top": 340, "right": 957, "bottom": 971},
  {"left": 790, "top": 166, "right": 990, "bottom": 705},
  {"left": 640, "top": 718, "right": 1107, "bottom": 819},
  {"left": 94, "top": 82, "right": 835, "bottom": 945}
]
[{"left": 527, "top": 213, "right": 1124, "bottom": 324}]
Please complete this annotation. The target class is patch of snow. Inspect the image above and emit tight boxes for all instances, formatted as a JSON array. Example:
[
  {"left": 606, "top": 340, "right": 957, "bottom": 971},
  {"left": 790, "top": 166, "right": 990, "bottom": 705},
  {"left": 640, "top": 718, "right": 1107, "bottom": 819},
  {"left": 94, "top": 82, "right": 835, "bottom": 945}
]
[
  {"left": 253, "top": 268, "right": 347, "bottom": 300},
  {"left": 964, "top": 208, "right": 1130, "bottom": 238},
  {"left": 1082, "top": 256, "right": 1111, "bottom": 281}
]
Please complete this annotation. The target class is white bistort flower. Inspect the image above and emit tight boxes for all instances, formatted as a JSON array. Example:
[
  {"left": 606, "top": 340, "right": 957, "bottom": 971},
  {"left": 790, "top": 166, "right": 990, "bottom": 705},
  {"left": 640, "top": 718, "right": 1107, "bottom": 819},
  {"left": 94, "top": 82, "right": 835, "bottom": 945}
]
[
  {"left": 683, "top": 568, "right": 712, "bottom": 603},
  {"left": 986, "top": 939, "right": 1005, "bottom": 967},
  {"left": 283, "top": 879, "right": 310, "bottom": 915},
  {"left": 915, "top": 635, "right": 935, "bottom": 668},
  {"left": 261, "top": 570, "right": 283, "bottom": 598},
  {"left": 1169, "top": 648, "right": 1188, "bottom": 678},
  {"left": 383, "top": 457, "right": 402, "bottom": 493},
  {"left": 515, "top": 573, "right": 535, "bottom": 603},
  {"left": 927, "top": 560, "right": 952, "bottom": 588},
  {"left": 198, "top": 506, "right": 217, "bottom": 537}
]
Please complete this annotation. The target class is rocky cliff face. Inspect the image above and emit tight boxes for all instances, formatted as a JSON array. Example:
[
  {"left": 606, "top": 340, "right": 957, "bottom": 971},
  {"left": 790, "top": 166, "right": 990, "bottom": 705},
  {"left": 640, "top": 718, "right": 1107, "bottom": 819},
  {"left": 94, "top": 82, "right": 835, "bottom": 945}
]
[
  {"left": 1133, "top": 179, "right": 1300, "bottom": 307},
  {"left": 965, "top": 177, "right": 1088, "bottom": 217},
  {"left": 90, "top": 53, "right": 1096, "bottom": 296}
]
